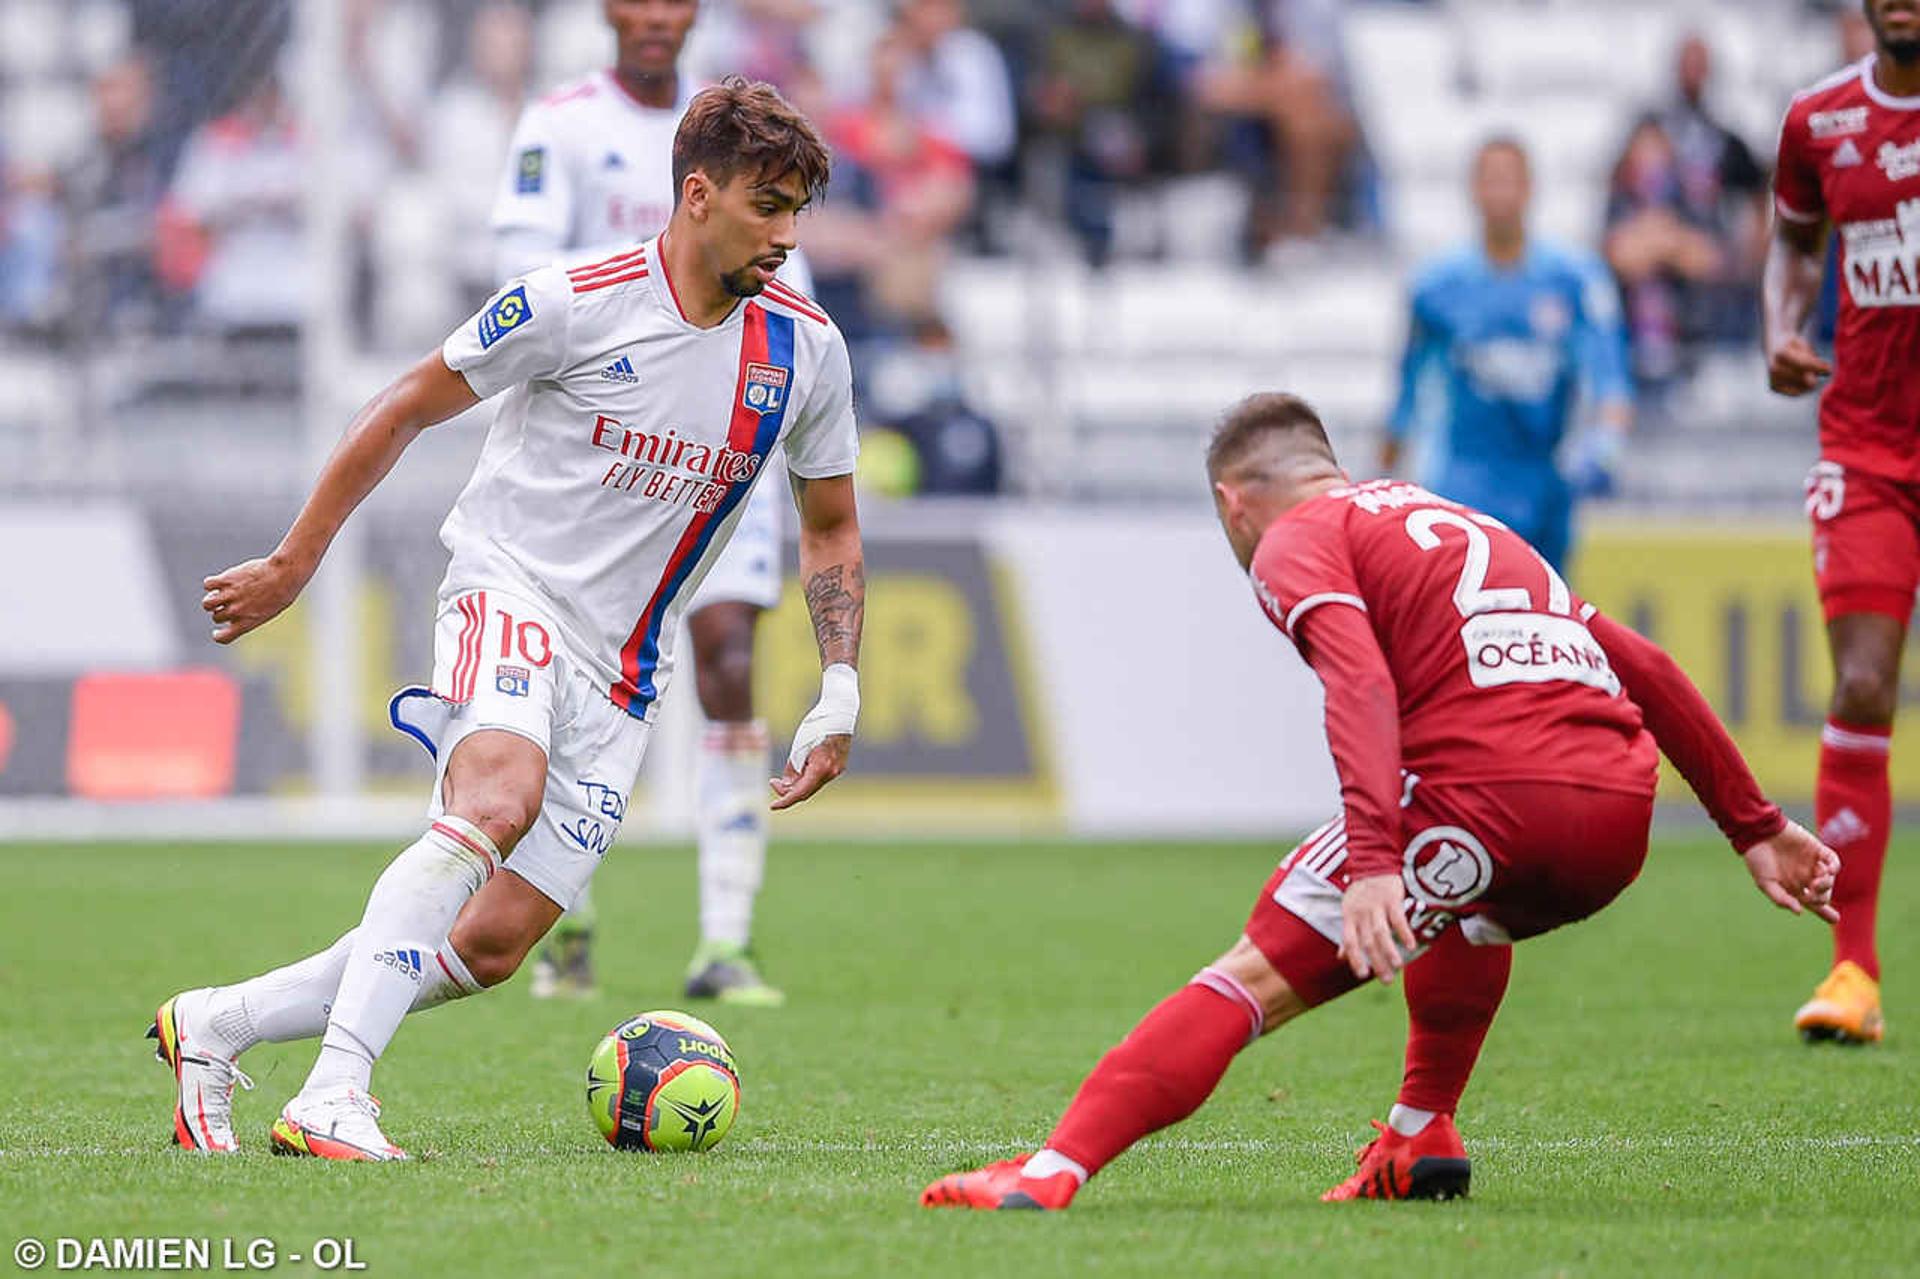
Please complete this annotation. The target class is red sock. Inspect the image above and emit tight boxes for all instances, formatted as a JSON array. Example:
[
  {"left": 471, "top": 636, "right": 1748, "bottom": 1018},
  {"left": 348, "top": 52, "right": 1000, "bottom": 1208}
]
[
  {"left": 1398, "top": 927, "right": 1511, "bottom": 1115},
  {"left": 1819, "top": 719, "right": 1892, "bottom": 981},
  {"left": 1045, "top": 975, "right": 1259, "bottom": 1177}
]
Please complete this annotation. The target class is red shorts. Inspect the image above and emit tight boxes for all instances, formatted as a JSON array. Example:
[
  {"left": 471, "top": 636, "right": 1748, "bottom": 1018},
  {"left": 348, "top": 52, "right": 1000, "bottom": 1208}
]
[
  {"left": 1806, "top": 460, "right": 1920, "bottom": 623},
  {"left": 1245, "top": 778, "right": 1654, "bottom": 1008}
]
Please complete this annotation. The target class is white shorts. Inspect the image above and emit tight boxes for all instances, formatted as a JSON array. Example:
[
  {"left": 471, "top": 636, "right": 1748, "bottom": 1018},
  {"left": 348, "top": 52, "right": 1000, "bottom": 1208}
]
[
  {"left": 389, "top": 587, "right": 650, "bottom": 911},
  {"left": 691, "top": 460, "right": 782, "bottom": 611}
]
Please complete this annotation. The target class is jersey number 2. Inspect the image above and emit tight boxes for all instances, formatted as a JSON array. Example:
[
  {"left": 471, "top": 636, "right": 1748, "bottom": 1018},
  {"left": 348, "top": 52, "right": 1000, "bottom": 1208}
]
[{"left": 1404, "top": 509, "right": 1571, "bottom": 619}]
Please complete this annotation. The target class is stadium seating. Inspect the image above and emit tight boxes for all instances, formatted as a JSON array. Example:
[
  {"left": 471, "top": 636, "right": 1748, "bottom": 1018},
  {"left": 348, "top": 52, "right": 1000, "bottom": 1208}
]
[{"left": 0, "top": 0, "right": 1852, "bottom": 510}]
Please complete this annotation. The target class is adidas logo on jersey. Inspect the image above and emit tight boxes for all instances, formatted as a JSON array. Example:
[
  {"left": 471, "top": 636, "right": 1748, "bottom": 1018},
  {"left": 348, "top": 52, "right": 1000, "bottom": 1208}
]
[
  {"left": 601, "top": 355, "right": 639, "bottom": 384},
  {"left": 1834, "top": 138, "right": 1864, "bottom": 169},
  {"left": 373, "top": 948, "right": 425, "bottom": 982}
]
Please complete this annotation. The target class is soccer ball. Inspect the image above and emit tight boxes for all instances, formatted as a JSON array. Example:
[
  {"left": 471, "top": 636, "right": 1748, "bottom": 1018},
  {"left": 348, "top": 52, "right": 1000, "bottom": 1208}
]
[{"left": 585, "top": 1010, "right": 741, "bottom": 1152}]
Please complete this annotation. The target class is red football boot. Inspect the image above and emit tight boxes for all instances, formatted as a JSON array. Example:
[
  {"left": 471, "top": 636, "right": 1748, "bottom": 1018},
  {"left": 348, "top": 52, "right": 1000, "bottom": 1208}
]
[
  {"left": 1321, "top": 1116, "right": 1471, "bottom": 1202},
  {"left": 920, "top": 1154, "right": 1081, "bottom": 1210}
]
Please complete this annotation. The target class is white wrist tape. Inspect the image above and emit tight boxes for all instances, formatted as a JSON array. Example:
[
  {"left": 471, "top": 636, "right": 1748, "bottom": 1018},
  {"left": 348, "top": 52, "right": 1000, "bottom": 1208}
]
[{"left": 788, "top": 663, "right": 859, "bottom": 771}]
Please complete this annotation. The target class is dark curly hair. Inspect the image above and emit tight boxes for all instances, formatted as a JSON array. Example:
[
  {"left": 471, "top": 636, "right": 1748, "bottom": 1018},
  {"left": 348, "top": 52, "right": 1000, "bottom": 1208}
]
[{"left": 671, "top": 76, "right": 831, "bottom": 206}]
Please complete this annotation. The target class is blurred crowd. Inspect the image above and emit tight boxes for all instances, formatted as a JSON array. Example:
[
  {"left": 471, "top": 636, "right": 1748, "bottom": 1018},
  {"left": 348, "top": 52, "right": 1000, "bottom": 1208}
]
[
  {"left": 0, "top": 0, "right": 1380, "bottom": 343},
  {"left": 0, "top": 0, "right": 1873, "bottom": 473}
]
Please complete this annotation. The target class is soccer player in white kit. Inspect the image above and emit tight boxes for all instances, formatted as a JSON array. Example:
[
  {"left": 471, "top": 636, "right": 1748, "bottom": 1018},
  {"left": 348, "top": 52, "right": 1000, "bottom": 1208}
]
[
  {"left": 494, "top": 0, "right": 807, "bottom": 1005},
  {"left": 150, "top": 80, "right": 862, "bottom": 1160}
]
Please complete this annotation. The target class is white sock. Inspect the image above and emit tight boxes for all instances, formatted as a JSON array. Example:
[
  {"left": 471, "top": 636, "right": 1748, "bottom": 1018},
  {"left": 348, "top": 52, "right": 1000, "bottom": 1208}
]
[
  {"left": 1023, "top": 1149, "right": 1089, "bottom": 1185},
  {"left": 1388, "top": 1104, "right": 1438, "bottom": 1137},
  {"left": 191, "top": 930, "right": 359, "bottom": 1056},
  {"left": 197, "top": 930, "right": 484, "bottom": 1060},
  {"left": 697, "top": 721, "right": 770, "bottom": 950},
  {"left": 302, "top": 817, "right": 499, "bottom": 1097}
]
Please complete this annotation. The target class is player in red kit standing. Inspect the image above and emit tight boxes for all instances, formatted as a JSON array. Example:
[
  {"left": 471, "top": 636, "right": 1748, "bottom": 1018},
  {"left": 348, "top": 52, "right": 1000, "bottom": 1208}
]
[
  {"left": 921, "top": 394, "right": 1838, "bottom": 1209},
  {"left": 1763, "top": 0, "right": 1920, "bottom": 1044}
]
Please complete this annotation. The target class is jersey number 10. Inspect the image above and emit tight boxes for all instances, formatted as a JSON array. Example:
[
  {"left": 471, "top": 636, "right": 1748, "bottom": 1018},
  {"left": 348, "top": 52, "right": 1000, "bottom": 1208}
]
[{"left": 498, "top": 610, "right": 553, "bottom": 668}]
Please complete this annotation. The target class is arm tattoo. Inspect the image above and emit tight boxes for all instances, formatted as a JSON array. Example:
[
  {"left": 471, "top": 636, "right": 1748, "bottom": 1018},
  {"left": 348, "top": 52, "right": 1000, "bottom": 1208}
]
[{"left": 803, "top": 562, "right": 864, "bottom": 668}]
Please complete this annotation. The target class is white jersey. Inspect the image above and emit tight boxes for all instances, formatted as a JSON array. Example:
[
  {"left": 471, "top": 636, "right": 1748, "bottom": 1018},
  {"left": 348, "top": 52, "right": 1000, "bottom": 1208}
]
[
  {"left": 438, "top": 233, "right": 857, "bottom": 722},
  {"left": 491, "top": 70, "right": 688, "bottom": 276}
]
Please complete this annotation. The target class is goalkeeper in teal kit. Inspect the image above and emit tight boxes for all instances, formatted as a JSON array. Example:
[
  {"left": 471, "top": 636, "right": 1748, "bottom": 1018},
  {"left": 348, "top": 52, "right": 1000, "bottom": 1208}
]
[{"left": 1381, "top": 137, "right": 1632, "bottom": 571}]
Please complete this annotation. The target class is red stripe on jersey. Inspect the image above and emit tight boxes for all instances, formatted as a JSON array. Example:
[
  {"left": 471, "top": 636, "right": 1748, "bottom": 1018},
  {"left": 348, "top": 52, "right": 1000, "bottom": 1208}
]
[
  {"left": 762, "top": 280, "right": 827, "bottom": 325},
  {"left": 567, "top": 246, "right": 647, "bottom": 280},
  {"left": 540, "top": 81, "right": 598, "bottom": 108},
  {"left": 568, "top": 259, "right": 648, "bottom": 287},
  {"left": 572, "top": 268, "right": 650, "bottom": 294},
  {"left": 612, "top": 304, "right": 772, "bottom": 713}
]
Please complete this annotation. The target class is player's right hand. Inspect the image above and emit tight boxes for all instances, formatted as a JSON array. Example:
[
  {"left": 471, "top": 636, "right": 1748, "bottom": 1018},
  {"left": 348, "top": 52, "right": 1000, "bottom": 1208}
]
[
  {"left": 202, "top": 554, "right": 309, "bottom": 644},
  {"left": 1338, "top": 874, "right": 1419, "bottom": 985},
  {"left": 1766, "top": 336, "right": 1833, "bottom": 396},
  {"left": 1742, "top": 820, "right": 1841, "bottom": 925}
]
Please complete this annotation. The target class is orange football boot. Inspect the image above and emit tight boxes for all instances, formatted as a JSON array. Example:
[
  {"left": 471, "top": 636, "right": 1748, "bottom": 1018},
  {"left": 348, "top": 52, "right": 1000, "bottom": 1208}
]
[
  {"left": 920, "top": 1154, "right": 1081, "bottom": 1210},
  {"left": 1322, "top": 1116, "right": 1471, "bottom": 1202},
  {"left": 1794, "top": 961, "right": 1885, "bottom": 1044}
]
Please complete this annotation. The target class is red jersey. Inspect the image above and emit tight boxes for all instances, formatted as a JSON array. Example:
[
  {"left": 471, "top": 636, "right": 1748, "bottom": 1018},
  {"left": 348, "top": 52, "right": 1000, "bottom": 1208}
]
[
  {"left": 1251, "top": 482, "right": 1661, "bottom": 876},
  {"left": 1775, "top": 56, "right": 1920, "bottom": 482}
]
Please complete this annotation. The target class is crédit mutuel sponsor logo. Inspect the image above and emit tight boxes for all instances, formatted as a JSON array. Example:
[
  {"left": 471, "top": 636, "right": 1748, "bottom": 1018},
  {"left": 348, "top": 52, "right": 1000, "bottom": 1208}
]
[{"left": 589, "top": 415, "right": 760, "bottom": 513}]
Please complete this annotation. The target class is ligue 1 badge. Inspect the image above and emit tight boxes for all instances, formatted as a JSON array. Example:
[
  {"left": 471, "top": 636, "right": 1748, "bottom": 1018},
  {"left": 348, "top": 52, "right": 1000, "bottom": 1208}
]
[
  {"left": 479, "top": 285, "right": 533, "bottom": 349},
  {"left": 516, "top": 145, "right": 545, "bottom": 194},
  {"left": 741, "top": 362, "right": 789, "bottom": 416}
]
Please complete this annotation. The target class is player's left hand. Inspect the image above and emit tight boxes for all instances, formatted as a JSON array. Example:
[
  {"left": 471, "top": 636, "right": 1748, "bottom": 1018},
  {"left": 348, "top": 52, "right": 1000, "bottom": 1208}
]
[
  {"left": 769, "top": 733, "right": 850, "bottom": 811},
  {"left": 1339, "top": 874, "right": 1418, "bottom": 985},
  {"left": 1743, "top": 820, "right": 1841, "bottom": 924}
]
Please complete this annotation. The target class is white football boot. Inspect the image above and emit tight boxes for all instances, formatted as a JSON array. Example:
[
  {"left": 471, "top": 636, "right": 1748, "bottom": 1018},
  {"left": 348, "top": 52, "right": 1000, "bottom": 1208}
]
[
  {"left": 149, "top": 990, "right": 253, "bottom": 1153},
  {"left": 270, "top": 1086, "right": 409, "bottom": 1161}
]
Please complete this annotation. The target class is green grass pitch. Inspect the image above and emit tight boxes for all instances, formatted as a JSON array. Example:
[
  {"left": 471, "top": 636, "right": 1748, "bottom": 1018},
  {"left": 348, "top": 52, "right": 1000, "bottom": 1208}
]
[{"left": 1, "top": 834, "right": 1915, "bottom": 1277}]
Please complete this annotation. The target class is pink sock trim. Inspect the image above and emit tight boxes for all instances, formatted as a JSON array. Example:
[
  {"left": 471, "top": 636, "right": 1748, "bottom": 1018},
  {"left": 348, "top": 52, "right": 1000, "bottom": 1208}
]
[
  {"left": 1191, "top": 966, "right": 1265, "bottom": 1046},
  {"left": 430, "top": 817, "right": 501, "bottom": 877}
]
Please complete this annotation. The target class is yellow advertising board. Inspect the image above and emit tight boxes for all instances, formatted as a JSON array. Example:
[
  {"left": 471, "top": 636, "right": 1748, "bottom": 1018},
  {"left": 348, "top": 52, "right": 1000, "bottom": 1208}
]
[
  {"left": 748, "top": 534, "right": 1058, "bottom": 831},
  {"left": 1574, "top": 520, "right": 1916, "bottom": 806}
]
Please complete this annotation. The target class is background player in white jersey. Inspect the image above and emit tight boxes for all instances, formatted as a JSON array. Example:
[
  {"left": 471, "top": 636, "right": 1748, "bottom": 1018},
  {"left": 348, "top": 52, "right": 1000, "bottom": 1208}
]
[
  {"left": 149, "top": 81, "right": 862, "bottom": 1160},
  {"left": 493, "top": 0, "right": 807, "bottom": 1005}
]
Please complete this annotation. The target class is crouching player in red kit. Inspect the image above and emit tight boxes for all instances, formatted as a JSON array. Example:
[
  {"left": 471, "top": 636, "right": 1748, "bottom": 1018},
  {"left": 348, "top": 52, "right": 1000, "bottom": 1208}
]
[{"left": 921, "top": 394, "right": 1839, "bottom": 1209}]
